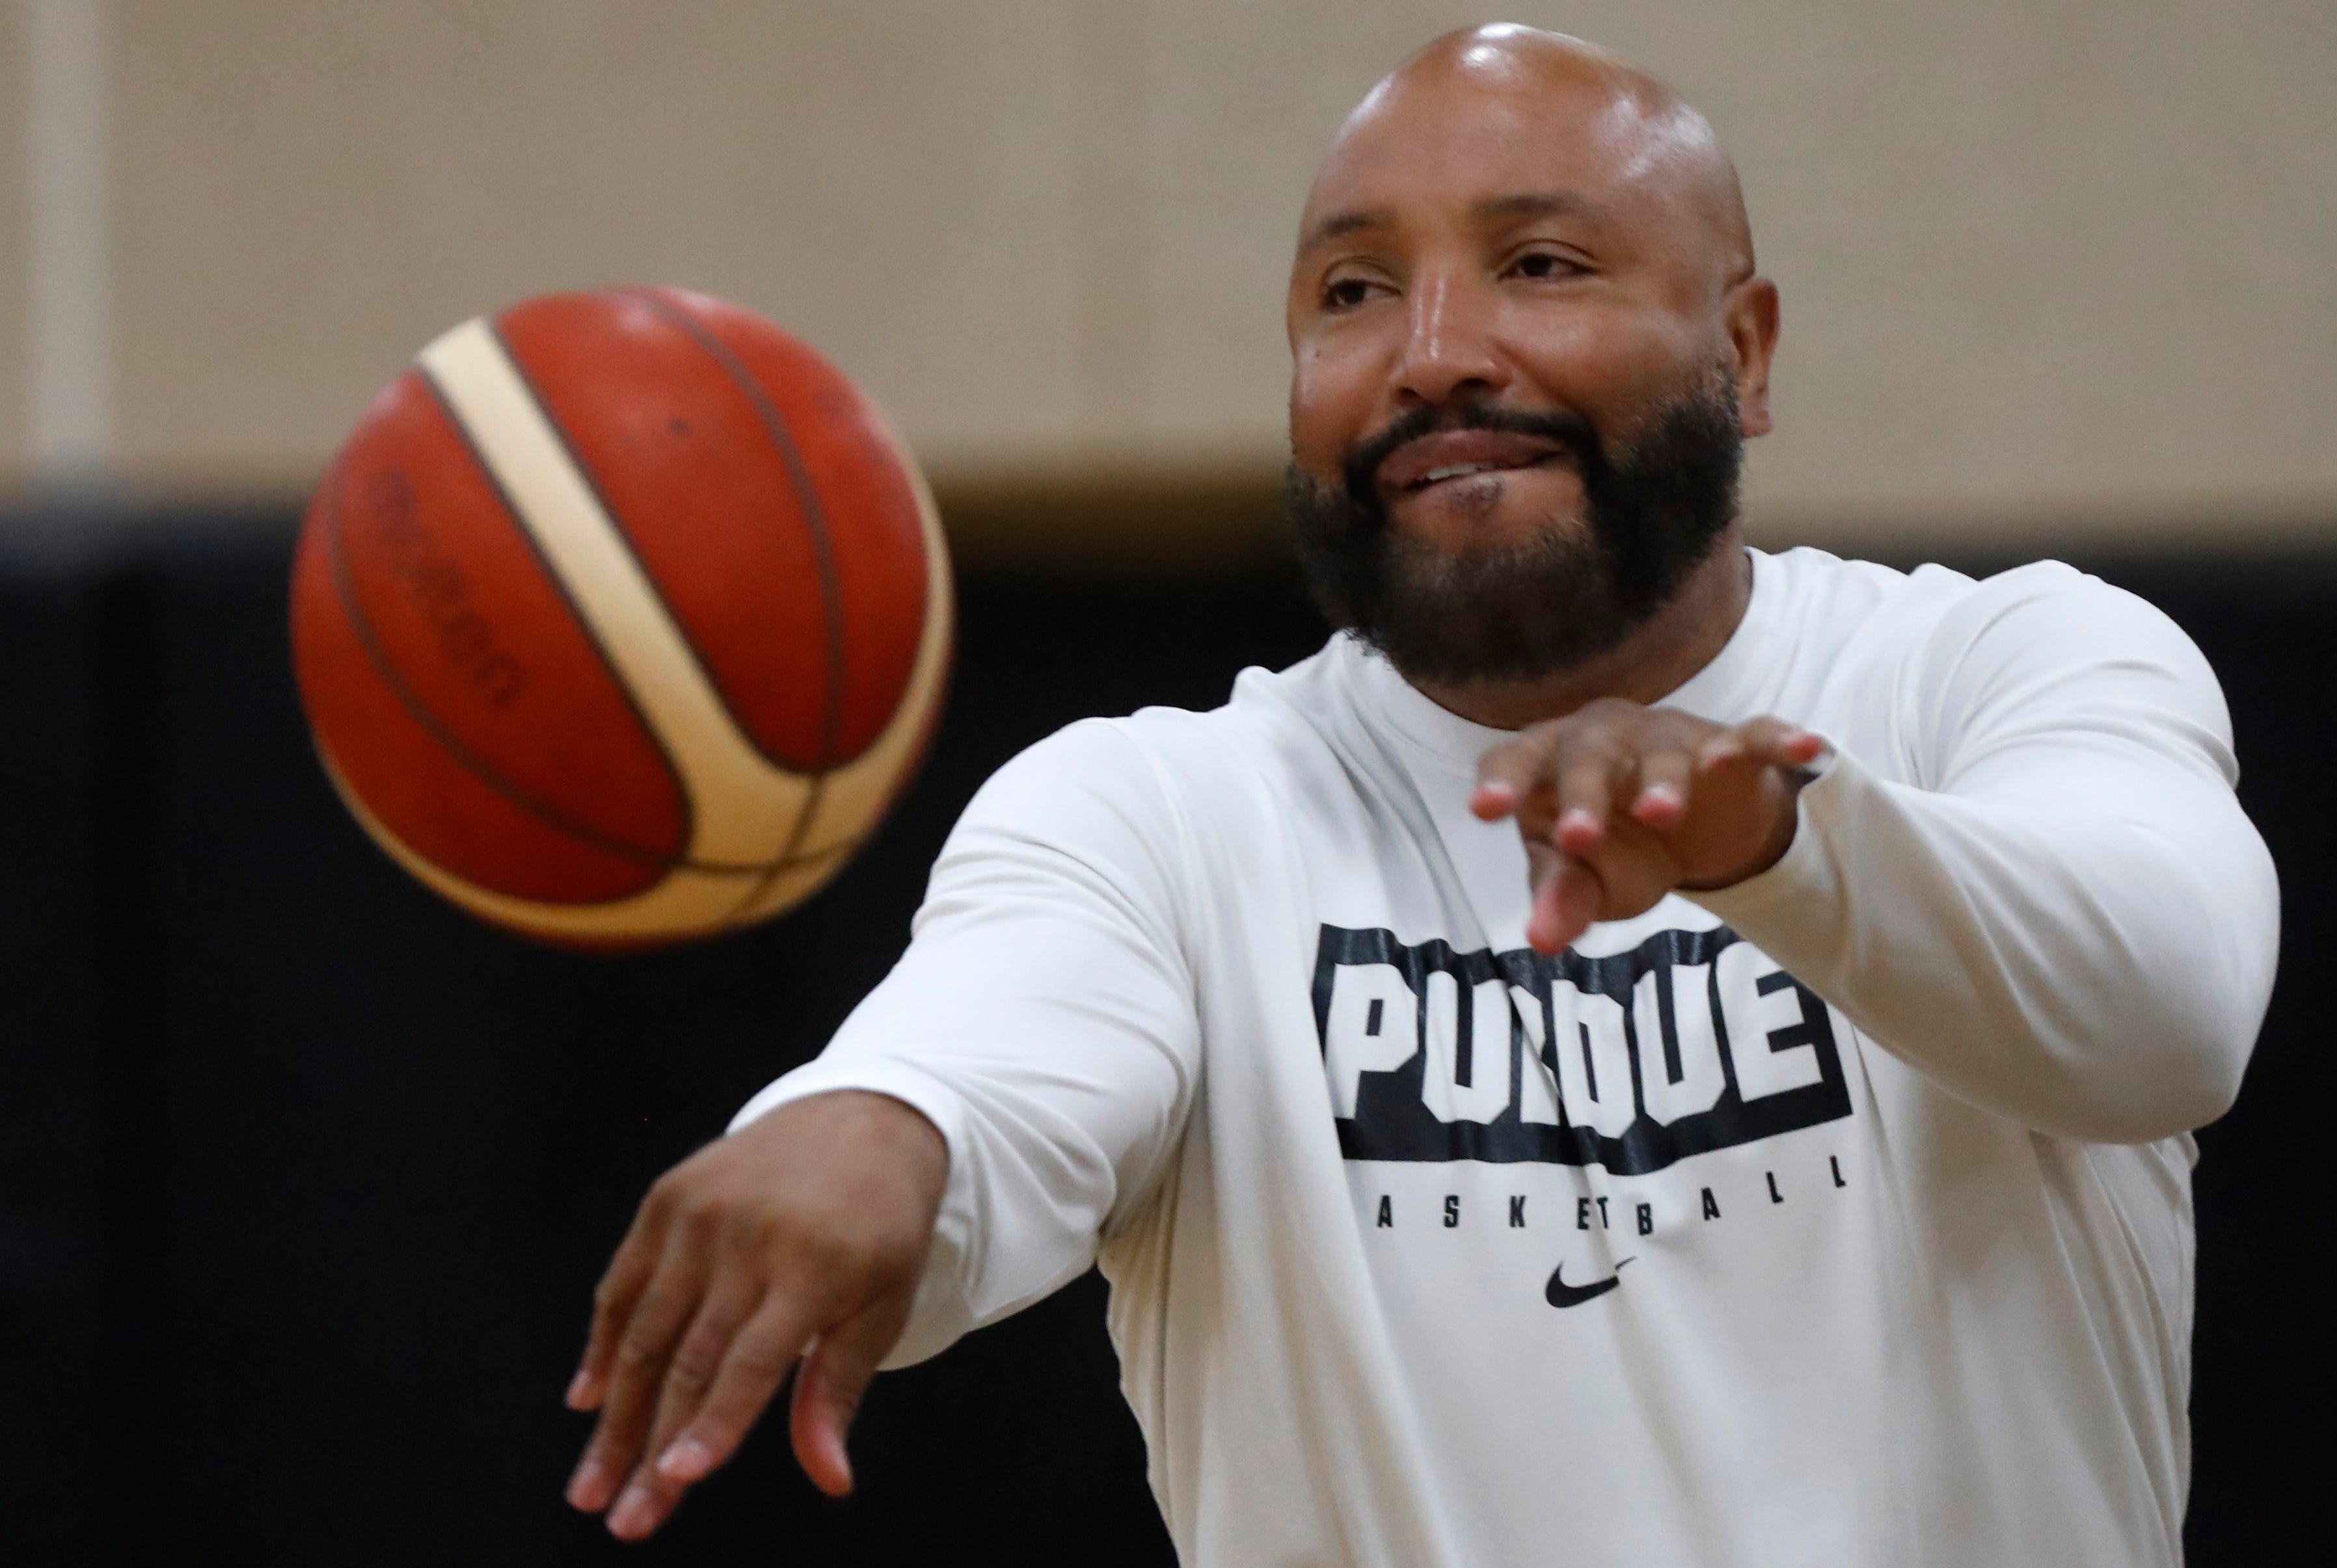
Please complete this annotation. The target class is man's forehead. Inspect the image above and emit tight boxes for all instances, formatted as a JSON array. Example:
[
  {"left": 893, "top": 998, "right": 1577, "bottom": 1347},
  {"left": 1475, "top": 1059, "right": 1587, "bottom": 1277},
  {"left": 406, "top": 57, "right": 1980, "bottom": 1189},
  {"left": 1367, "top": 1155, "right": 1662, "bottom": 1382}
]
[
  {"left": 1295, "top": 31, "right": 1744, "bottom": 267},
  {"left": 1308, "top": 79, "right": 1673, "bottom": 232}
]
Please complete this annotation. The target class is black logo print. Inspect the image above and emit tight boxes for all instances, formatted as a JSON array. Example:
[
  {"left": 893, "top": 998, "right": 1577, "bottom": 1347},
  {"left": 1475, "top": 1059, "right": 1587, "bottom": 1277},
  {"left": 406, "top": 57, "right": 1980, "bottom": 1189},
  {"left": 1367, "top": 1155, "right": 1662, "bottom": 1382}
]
[
  {"left": 1544, "top": 1258, "right": 1632, "bottom": 1308},
  {"left": 1312, "top": 923, "right": 1852, "bottom": 1175}
]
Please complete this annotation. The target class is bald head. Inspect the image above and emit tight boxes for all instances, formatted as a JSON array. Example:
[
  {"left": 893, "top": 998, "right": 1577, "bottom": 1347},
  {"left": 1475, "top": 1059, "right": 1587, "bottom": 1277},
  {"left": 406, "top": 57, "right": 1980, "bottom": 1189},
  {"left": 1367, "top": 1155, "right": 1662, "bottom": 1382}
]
[
  {"left": 1282, "top": 26, "right": 1782, "bottom": 702},
  {"left": 1306, "top": 25, "right": 1754, "bottom": 289}
]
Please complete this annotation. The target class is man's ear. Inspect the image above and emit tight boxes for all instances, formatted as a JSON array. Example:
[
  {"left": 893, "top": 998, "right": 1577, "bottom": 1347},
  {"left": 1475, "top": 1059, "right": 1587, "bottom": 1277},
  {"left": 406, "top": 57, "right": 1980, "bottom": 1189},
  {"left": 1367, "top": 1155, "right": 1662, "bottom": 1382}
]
[{"left": 1726, "top": 277, "right": 1781, "bottom": 438}]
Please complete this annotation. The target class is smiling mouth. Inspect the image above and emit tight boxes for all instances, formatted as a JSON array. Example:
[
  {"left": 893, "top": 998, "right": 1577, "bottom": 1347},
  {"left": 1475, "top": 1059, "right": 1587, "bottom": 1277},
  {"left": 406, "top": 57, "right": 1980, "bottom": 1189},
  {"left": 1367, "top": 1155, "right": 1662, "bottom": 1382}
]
[
  {"left": 1413, "top": 458, "right": 1533, "bottom": 489},
  {"left": 1370, "top": 419, "right": 1584, "bottom": 498},
  {"left": 1402, "top": 452, "right": 1567, "bottom": 493}
]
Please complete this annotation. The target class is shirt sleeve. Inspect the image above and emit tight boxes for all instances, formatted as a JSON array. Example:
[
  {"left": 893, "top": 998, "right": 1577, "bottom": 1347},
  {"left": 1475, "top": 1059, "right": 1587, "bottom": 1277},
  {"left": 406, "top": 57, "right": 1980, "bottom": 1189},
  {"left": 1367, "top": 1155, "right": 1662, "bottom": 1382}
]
[
  {"left": 1690, "top": 566, "right": 2280, "bottom": 1143},
  {"left": 729, "top": 718, "right": 1201, "bottom": 1367}
]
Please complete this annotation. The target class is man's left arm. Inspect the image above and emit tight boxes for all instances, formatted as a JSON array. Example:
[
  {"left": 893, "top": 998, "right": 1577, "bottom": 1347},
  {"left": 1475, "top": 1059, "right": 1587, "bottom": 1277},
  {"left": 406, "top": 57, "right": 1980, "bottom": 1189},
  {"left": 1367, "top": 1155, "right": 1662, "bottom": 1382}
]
[{"left": 1474, "top": 574, "right": 2280, "bottom": 1143}]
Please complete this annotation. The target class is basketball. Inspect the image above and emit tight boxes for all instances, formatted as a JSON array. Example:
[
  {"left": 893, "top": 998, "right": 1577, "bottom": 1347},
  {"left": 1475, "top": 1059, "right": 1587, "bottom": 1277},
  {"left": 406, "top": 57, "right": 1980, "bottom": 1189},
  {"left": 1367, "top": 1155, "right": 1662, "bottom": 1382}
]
[{"left": 288, "top": 286, "right": 952, "bottom": 948}]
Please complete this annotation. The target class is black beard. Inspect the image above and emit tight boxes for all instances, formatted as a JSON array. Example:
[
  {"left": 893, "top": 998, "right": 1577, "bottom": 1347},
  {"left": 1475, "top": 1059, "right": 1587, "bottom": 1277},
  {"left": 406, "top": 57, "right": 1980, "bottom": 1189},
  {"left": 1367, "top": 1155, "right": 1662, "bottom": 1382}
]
[{"left": 1286, "top": 379, "right": 1744, "bottom": 686}]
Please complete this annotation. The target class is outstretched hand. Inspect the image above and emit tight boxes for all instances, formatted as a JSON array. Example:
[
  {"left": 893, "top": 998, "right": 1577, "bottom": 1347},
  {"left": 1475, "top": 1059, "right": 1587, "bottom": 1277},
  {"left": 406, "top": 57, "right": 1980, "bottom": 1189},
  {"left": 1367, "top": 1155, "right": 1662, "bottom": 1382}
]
[
  {"left": 1470, "top": 698, "right": 1824, "bottom": 955},
  {"left": 563, "top": 1090, "right": 948, "bottom": 1541}
]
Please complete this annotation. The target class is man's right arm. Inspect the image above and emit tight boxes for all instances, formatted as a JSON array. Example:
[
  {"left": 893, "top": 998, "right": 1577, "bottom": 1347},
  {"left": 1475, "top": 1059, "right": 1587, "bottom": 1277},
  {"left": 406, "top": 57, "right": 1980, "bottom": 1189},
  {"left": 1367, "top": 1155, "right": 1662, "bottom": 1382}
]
[{"left": 563, "top": 719, "right": 1204, "bottom": 1539}]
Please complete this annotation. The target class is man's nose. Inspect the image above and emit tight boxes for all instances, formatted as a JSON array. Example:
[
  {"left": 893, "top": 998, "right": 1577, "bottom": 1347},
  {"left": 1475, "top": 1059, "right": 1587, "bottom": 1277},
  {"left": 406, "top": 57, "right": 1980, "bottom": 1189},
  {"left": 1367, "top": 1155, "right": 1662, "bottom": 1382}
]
[{"left": 1394, "top": 271, "right": 1506, "bottom": 408}]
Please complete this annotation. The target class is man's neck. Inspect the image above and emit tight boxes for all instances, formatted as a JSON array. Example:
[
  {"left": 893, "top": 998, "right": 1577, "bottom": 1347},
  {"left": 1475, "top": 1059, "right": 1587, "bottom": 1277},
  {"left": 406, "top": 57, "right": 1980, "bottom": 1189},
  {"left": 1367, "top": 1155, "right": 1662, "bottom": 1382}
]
[{"left": 1407, "top": 532, "right": 1755, "bottom": 731}]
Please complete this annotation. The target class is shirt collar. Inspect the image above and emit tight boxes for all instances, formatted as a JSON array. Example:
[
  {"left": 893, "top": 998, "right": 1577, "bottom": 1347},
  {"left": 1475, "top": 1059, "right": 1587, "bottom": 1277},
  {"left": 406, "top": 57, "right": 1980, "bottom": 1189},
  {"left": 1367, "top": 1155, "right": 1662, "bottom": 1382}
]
[{"left": 1343, "top": 546, "right": 1781, "bottom": 777}]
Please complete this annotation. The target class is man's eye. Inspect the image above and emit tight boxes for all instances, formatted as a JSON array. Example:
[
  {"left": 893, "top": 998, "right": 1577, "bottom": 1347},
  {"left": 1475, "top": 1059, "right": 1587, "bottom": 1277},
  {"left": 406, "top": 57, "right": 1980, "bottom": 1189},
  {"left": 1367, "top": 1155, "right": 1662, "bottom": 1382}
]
[
  {"left": 1511, "top": 251, "right": 1580, "bottom": 280},
  {"left": 1321, "top": 277, "right": 1377, "bottom": 310}
]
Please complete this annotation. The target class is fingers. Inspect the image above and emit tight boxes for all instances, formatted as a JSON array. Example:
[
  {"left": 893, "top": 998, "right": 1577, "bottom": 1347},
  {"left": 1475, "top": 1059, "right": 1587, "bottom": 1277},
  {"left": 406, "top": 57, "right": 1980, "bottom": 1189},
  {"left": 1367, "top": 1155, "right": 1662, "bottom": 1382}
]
[
  {"left": 599, "top": 1272, "right": 770, "bottom": 1539},
  {"left": 1470, "top": 731, "right": 1547, "bottom": 821},
  {"left": 567, "top": 1208, "right": 665, "bottom": 1414},
  {"left": 1698, "top": 716, "right": 1822, "bottom": 773},
  {"left": 563, "top": 1096, "right": 949, "bottom": 1541},
  {"left": 602, "top": 1290, "right": 817, "bottom": 1542},
  {"left": 1475, "top": 705, "right": 1826, "bottom": 945},
  {"left": 1475, "top": 702, "right": 1710, "bottom": 835},
  {"left": 789, "top": 1292, "right": 913, "bottom": 1499},
  {"left": 566, "top": 1223, "right": 710, "bottom": 1514},
  {"left": 602, "top": 1275, "right": 904, "bottom": 1535},
  {"left": 1526, "top": 850, "right": 1605, "bottom": 957},
  {"left": 1627, "top": 744, "right": 1695, "bottom": 828},
  {"left": 1553, "top": 748, "right": 1623, "bottom": 854},
  {"left": 653, "top": 1293, "right": 817, "bottom": 1492}
]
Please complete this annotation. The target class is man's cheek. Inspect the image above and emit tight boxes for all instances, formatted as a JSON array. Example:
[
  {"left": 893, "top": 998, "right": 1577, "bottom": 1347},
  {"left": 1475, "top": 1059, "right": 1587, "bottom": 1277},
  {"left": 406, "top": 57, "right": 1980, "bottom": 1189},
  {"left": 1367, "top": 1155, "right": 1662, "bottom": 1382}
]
[{"left": 1288, "top": 347, "right": 1384, "bottom": 468}]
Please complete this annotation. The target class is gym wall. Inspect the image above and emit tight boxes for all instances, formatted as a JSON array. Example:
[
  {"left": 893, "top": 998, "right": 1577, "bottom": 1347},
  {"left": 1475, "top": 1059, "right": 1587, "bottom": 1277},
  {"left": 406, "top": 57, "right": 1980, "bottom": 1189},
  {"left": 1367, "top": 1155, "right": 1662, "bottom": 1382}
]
[{"left": 2, "top": 0, "right": 2332, "bottom": 556}]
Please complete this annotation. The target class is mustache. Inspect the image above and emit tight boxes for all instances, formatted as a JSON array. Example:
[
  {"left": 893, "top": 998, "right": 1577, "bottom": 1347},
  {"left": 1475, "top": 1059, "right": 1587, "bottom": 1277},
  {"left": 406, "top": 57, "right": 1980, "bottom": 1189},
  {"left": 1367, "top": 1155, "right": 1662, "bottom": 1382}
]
[{"left": 1340, "top": 399, "right": 1604, "bottom": 507}]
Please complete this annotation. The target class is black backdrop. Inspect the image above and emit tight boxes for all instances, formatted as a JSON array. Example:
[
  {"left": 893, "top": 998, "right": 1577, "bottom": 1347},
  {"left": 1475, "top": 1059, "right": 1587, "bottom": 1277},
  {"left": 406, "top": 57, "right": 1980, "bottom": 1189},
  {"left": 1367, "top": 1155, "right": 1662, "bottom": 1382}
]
[{"left": 3, "top": 507, "right": 2327, "bottom": 1565}]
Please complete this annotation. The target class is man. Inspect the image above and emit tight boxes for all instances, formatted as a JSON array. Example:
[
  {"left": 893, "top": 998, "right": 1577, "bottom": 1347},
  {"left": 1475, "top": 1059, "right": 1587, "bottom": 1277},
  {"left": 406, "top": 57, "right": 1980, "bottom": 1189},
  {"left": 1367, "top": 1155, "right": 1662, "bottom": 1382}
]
[{"left": 563, "top": 26, "right": 2278, "bottom": 1565}]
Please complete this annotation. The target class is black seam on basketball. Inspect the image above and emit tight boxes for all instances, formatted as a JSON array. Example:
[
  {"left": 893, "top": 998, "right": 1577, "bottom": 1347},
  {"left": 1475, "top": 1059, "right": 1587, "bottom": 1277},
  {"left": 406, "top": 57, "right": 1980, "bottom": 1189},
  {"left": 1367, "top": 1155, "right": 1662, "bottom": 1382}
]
[
  {"left": 716, "top": 601, "right": 951, "bottom": 925},
  {"left": 314, "top": 456, "right": 714, "bottom": 882},
  {"left": 469, "top": 319, "right": 705, "bottom": 855},
  {"left": 716, "top": 773, "right": 830, "bottom": 925},
  {"left": 622, "top": 287, "right": 852, "bottom": 785},
  {"left": 718, "top": 822, "right": 867, "bottom": 930}
]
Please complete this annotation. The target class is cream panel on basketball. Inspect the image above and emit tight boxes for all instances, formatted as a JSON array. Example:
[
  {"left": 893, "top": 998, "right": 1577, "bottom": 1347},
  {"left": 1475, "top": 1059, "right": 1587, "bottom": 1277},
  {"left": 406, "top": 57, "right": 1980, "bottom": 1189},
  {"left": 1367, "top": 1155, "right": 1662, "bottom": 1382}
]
[{"left": 418, "top": 317, "right": 822, "bottom": 871}]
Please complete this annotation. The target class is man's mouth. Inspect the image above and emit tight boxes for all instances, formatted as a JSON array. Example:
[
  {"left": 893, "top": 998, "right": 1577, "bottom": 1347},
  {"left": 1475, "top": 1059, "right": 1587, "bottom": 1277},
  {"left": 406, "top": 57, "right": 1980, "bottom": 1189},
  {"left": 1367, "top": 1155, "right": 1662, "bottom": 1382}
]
[
  {"left": 1414, "top": 459, "right": 1537, "bottom": 485},
  {"left": 1376, "top": 429, "right": 1573, "bottom": 495}
]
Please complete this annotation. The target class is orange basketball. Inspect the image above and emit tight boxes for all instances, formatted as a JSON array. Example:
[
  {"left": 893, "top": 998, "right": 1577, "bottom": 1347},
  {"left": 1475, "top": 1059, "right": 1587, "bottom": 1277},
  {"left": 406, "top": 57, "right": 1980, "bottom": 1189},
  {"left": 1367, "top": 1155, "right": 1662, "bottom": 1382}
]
[{"left": 289, "top": 286, "right": 952, "bottom": 947}]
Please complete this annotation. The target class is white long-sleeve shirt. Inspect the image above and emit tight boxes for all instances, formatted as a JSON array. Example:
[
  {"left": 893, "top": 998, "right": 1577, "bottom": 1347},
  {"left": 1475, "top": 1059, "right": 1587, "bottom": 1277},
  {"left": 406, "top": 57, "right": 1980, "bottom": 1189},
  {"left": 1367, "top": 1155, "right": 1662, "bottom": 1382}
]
[{"left": 735, "top": 546, "right": 2278, "bottom": 1568}]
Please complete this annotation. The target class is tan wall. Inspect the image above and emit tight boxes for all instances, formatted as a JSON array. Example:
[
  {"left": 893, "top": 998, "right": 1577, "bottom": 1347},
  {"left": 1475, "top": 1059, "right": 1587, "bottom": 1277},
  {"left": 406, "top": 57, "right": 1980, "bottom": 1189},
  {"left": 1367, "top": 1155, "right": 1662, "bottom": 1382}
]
[
  {"left": 0, "top": 1, "right": 30, "bottom": 479},
  {"left": 9, "top": 1, "right": 2336, "bottom": 556}
]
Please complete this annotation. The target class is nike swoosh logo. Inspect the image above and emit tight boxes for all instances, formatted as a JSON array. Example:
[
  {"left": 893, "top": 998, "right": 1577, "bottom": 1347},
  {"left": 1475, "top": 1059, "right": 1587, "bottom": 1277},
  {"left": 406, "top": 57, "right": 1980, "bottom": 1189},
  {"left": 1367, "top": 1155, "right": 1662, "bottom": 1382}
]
[{"left": 1545, "top": 1257, "right": 1632, "bottom": 1308}]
